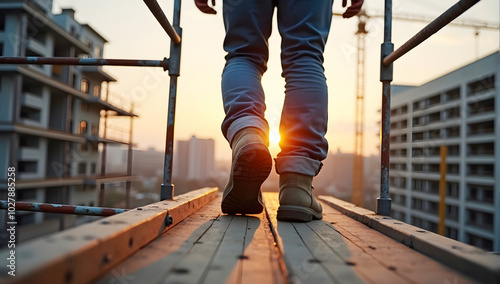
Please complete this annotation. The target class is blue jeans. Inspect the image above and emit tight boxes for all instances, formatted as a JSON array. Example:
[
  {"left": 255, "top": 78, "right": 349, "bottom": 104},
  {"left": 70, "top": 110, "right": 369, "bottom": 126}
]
[{"left": 221, "top": 0, "right": 333, "bottom": 176}]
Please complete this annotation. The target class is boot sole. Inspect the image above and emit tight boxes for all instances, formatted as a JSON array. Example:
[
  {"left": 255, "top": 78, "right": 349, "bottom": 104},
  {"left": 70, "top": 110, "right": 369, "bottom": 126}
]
[
  {"left": 222, "top": 143, "right": 272, "bottom": 215},
  {"left": 277, "top": 205, "right": 323, "bottom": 222}
]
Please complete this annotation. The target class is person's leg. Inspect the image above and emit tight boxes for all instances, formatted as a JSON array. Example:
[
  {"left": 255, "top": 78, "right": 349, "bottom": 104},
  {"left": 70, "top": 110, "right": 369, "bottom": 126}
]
[
  {"left": 220, "top": 0, "right": 275, "bottom": 214},
  {"left": 221, "top": 0, "right": 275, "bottom": 144},
  {"left": 275, "top": 0, "right": 333, "bottom": 221}
]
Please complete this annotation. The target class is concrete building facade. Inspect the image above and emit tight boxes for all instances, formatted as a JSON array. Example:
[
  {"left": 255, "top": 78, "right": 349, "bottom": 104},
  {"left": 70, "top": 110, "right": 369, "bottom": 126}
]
[
  {"left": 173, "top": 136, "right": 215, "bottom": 182},
  {"left": 0, "top": 0, "right": 135, "bottom": 245},
  {"left": 389, "top": 51, "right": 499, "bottom": 251}
]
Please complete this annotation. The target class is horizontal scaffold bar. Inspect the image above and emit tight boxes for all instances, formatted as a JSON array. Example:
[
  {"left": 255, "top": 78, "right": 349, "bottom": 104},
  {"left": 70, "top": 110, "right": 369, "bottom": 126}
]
[
  {"left": 144, "top": 0, "right": 181, "bottom": 44},
  {"left": 383, "top": 0, "right": 481, "bottom": 66},
  {"left": 0, "top": 56, "right": 169, "bottom": 70},
  {"left": 0, "top": 200, "right": 127, "bottom": 216}
]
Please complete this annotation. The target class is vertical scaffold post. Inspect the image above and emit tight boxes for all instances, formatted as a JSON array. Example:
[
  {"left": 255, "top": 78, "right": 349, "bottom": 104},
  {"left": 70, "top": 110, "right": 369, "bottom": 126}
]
[
  {"left": 161, "top": 0, "right": 182, "bottom": 200},
  {"left": 377, "top": 0, "right": 393, "bottom": 216}
]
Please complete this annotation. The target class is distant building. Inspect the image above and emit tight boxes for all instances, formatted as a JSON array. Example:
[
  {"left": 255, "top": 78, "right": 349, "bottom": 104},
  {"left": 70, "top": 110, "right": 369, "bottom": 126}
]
[
  {"left": 173, "top": 136, "right": 215, "bottom": 182},
  {"left": 389, "top": 51, "right": 499, "bottom": 251},
  {"left": 0, "top": 1, "right": 135, "bottom": 244},
  {"left": 316, "top": 149, "right": 379, "bottom": 210}
]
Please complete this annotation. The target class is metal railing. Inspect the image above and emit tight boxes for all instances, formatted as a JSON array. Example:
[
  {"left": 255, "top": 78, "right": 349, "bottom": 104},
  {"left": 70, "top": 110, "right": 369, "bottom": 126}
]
[
  {"left": 0, "top": 0, "right": 182, "bottom": 216},
  {"left": 0, "top": 0, "right": 488, "bottom": 217},
  {"left": 376, "top": 0, "right": 482, "bottom": 215}
]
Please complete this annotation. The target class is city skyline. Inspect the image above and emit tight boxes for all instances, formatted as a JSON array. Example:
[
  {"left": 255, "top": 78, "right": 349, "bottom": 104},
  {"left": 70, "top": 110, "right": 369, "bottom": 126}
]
[{"left": 50, "top": 0, "right": 499, "bottom": 161}]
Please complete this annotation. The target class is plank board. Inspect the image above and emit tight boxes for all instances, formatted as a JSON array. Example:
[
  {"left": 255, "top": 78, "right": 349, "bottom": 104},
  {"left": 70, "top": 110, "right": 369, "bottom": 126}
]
[
  {"left": 98, "top": 194, "right": 283, "bottom": 284},
  {"left": 263, "top": 192, "right": 476, "bottom": 284},
  {"left": 320, "top": 195, "right": 499, "bottom": 284},
  {"left": 263, "top": 193, "right": 367, "bottom": 284},
  {"left": 320, "top": 199, "right": 476, "bottom": 284},
  {"left": 0, "top": 187, "right": 218, "bottom": 284}
]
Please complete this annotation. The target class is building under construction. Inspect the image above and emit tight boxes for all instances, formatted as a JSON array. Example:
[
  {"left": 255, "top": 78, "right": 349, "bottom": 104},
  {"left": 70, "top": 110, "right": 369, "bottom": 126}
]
[
  {"left": 0, "top": 0, "right": 136, "bottom": 245},
  {"left": 0, "top": 0, "right": 499, "bottom": 283}
]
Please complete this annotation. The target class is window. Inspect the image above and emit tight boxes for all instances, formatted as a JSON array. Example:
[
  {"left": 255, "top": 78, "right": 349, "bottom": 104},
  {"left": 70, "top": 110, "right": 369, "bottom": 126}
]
[
  {"left": 18, "top": 188, "right": 37, "bottom": 200},
  {"left": 467, "top": 233, "right": 493, "bottom": 251},
  {"left": 52, "top": 64, "right": 64, "bottom": 80},
  {"left": 467, "top": 164, "right": 494, "bottom": 177},
  {"left": 81, "top": 79, "right": 89, "bottom": 93},
  {"left": 17, "top": 213, "right": 35, "bottom": 226},
  {"left": 91, "top": 124, "right": 98, "bottom": 136},
  {"left": 446, "top": 227, "right": 458, "bottom": 240},
  {"left": 18, "top": 161, "right": 37, "bottom": 173},
  {"left": 78, "top": 121, "right": 88, "bottom": 134},
  {"left": 78, "top": 162, "right": 87, "bottom": 175},
  {"left": 20, "top": 106, "right": 41, "bottom": 121},
  {"left": 445, "top": 88, "right": 460, "bottom": 102},
  {"left": 19, "top": 135, "right": 39, "bottom": 148},
  {"left": 0, "top": 43, "right": 3, "bottom": 56},
  {"left": 468, "top": 142, "right": 494, "bottom": 156},
  {"left": 468, "top": 75, "right": 495, "bottom": 96},
  {"left": 91, "top": 163, "right": 97, "bottom": 174},
  {"left": 93, "top": 85, "right": 100, "bottom": 97},
  {"left": 468, "top": 98, "right": 495, "bottom": 115},
  {"left": 468, "top": 184, "right": 494, "bottom": 204},
  {"left": 0, "top": 13, "right": 5, "bottom": 31},
  {"left": 446, "top": 205, "right": 459, "bottom": 221},
  {"left": 446, "top": 182, "right": 459, "bottom": 198}
]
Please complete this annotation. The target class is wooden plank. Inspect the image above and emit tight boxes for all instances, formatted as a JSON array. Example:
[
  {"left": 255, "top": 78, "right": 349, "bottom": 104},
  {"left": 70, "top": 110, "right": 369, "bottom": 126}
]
[
  {"left": 263, "top": 192, "right": 335, "bottom": 283},
  {"left": 320, "top": 197, "right": 476, "bottom": 284},
  {"left": 101, "top": 197, "right": 223, "bottom": 278},
  {"left": 292, "top": 222, "right": 366, "bottom": 284},
  {"left": 0, "top": 187, "right": 218, "bottom": 284},
  {"left": 312, "top": 206, "right": 409, "bottom": 284},
  {"left": 203, "top": 216, "right": 256, "bottom": 283},
  {"left": 240, "top": 211, "right": 284, "bottom": 284},
  {"left": 319, "top": 195, "right": 498, "bottom": 284},
  {"left": 161, "top": 214, "right": 234, "bottom": 283},
  {"left": 99, "top": 194, "right": 282, "bottom": 284}
]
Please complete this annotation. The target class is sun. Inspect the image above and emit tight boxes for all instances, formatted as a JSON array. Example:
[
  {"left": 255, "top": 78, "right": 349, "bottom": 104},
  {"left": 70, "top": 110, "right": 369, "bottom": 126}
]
[{"left": 269, "top": 129, "right": 281, "bottom": 146}]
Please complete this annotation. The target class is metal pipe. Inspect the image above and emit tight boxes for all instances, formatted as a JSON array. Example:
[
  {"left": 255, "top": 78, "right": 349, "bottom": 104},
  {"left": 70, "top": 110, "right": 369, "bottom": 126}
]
[
  {"left": 377, "top": 81, "right": 392, "bottom": 216},
  {"left": 143, "top": 0, "right": 181, "bottom": 44},
  {"left": 0, "top": 201, "right": 127, "bottom": 216},
  {"left": 376, "top": 0, "right": 393, "bottom": 216},
  {"left": 126, "top": 105, "right": 135, "bottom": 209},
  {"left": 0, "top": 56, "right": 170, "bottom": 70},
  {"left": 161, "top": 0, "right": 182, "bottom": 201},
  {"left": 161, "top": 75, "right": 177, "bottom": 200},
  {"left": 383, "top": 0, "right": 481, "bottom": 66}
]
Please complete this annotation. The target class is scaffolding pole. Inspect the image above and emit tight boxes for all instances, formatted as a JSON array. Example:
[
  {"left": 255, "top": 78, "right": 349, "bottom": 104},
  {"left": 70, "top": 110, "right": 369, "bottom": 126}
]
[
  {"left": 160, "top": 0, "right": 182, "bottom": 200},
  {"left": 377, "top": 0, "right": 393, "bottom": 216},
  {"left": 0, "top": 56, "right": 170, "bottom": 70},
  {"left": 383, "top": 0, "right": 481, "bottom": 66},
  {"left": 0, "top": 201, "right": 127, "bottom": 216}
]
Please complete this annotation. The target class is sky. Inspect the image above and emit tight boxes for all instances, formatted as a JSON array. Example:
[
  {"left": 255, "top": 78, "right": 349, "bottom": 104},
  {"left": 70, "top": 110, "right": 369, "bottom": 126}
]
[{"left": 52, "top": 0, "right": 499, "bottom": 161}]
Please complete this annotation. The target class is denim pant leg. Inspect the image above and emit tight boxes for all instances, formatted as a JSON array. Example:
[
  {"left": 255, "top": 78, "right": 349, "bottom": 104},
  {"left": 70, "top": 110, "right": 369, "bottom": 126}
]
[
  {"left": 275, "top": 0, "right": 333, "bottom": 176},
  {"left": 221, "top": 0, "right": 275, "bottom": 145}
]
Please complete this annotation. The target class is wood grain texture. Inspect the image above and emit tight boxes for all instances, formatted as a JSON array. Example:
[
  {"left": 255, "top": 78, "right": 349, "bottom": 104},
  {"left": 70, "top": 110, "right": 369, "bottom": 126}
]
[
  {"left": 98, "top": 194, "right": 282, "bottom": 284},
  {"left": 0, "top": 188, "right": 217, "bottom": 284}
]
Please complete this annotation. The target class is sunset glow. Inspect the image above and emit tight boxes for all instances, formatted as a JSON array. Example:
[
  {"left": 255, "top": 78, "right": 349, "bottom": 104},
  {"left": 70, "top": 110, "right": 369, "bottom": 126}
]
[{"left": 269, "top": 129, "right": 281, "bottom": 146}]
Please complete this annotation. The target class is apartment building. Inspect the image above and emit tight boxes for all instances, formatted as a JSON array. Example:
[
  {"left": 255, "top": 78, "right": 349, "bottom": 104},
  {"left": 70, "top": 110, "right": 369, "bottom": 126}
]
[
  {"left": 0, "top": 0, "right": 136, "bottom": 244},
  {"left": 389, "top": 51, "right": 499, "bottom": 251},
  {"left": 173, "top": 136, "right": 215, "bottom": 182}
]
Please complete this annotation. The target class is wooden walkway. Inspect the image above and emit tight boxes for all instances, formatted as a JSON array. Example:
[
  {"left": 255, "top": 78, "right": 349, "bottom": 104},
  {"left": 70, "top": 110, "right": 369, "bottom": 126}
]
[{"left": 96, "top": 192, "right": 477, "bottom": 284}]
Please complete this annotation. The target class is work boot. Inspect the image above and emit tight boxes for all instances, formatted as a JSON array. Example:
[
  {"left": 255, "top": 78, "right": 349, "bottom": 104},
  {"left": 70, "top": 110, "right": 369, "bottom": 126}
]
[
  {"left": 221, "top": 128, "right": 272, "bottom": 214},
  {"left": 277, "top": 173, "right": 323, "bottom": 222}
]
